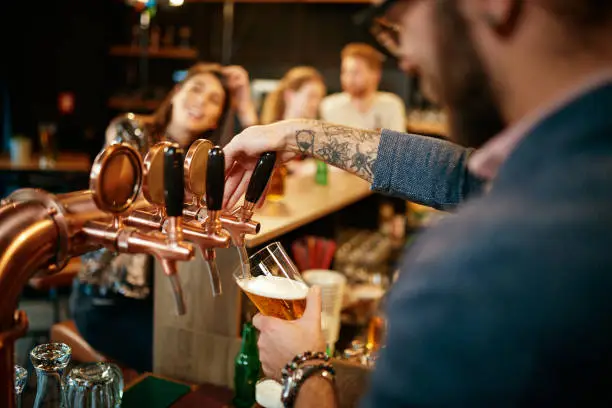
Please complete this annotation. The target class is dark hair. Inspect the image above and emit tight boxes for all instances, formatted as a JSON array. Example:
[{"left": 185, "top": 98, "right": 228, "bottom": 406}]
[{"left": 148, "top": 63, "right": 234, "bottom": 147}]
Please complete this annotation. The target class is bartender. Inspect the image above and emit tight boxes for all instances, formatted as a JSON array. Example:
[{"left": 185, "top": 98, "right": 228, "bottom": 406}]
[{"left": 223, "top": 0, "right": 612, "bottom": 406}]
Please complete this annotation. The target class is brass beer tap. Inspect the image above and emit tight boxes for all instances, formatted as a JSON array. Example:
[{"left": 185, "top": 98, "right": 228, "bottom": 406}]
[
  {"left": 83, "top": 144, "right": 194, "bottom": 316},
  {"left": 125, "top": 140, "right": 231, "bottom": 296},
  {"left": 183, "top": 150, "right": 276, "bottom": 280}
]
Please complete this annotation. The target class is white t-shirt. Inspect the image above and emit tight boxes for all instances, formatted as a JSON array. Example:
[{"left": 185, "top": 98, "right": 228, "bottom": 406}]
[{"left": 320, "top": 92, "right": 406, "bottom": 132}]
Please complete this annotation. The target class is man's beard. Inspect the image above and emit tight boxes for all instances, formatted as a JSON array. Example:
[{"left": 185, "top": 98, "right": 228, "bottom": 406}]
[{"left": 432, "top": 0, "right": 506, "bottom": 148}]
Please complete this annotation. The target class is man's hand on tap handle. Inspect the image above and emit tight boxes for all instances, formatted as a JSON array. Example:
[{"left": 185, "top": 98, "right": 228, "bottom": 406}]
[{"left": 223, "top": 119, "right": 307, "bottom": 210}]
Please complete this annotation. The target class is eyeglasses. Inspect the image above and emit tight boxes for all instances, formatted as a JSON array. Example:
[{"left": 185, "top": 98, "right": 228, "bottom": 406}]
[{"left": 370, "top": 17, "right": 402, "bottom": 58}]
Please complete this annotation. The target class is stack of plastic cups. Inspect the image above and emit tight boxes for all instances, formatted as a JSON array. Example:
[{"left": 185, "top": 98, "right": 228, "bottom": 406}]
[{"left": 302, "top": 269, "right": 347, "bottom": 356}]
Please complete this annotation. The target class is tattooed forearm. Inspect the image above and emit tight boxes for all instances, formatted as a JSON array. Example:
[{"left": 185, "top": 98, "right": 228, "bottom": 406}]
[
  {"left": 315, "top": 139, "right": 351, "bottom": 167},
  {"left": 350, "top": 144, "right": 375, "bottom": 178},
  {"left": 295, "top": 129, "right": 316, "bottom": 155},
  {"left": 292, "top": 121, "right": 380, "bottom": 182}
]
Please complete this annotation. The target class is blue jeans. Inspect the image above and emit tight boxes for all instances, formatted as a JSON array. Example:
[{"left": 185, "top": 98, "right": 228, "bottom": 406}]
[{"left": 70, "top": 281, "right": 153, "bottom": 372}]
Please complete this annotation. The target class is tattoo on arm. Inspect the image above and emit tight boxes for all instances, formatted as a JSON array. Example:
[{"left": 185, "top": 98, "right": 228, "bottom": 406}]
[
  {"left": 350, "top": 144, "right": 375, "bottom": 178},
  {"left": 295, "top": 129, "right": 316, "bottom": 156},
  {"left": 293, "top": 122, "right": 380, "bottom": 182}
]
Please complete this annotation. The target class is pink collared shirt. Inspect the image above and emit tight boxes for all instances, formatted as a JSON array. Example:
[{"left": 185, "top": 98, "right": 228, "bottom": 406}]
[{"left": 468, "top": 70, "right": 612, "bottom": 181}]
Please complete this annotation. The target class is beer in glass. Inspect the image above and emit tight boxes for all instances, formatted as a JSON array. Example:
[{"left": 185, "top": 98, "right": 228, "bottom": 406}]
[{"left": 234, "top": 242, "right": 309, "bottom": 320}]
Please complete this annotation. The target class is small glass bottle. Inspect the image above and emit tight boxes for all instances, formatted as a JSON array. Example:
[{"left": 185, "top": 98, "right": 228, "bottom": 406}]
[
  {"left": 233, "top": 322, "right": 261, "bottom": 408},
  {"left": 14, "top": 364, "right": 28, "bottom": 408},
  {"left": 30, "top": 342, "right": 72, "bottom": 408},
  {"left": 315, "top": 160, "right": 328, "bottom": 186}
]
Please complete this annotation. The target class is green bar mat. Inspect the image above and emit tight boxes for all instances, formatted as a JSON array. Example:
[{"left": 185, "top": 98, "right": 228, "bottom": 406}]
[{"left": 121, "top": 376, "right": 191, "bottom": 408}]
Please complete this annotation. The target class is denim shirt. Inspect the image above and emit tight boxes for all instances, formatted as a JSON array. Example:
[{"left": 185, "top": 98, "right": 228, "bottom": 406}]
[
  {"left": 361, "top": 84, "right": 612, "bottom": 406},
  {"left": 371, "top": 129, "right": 485, "bottom": 210}
]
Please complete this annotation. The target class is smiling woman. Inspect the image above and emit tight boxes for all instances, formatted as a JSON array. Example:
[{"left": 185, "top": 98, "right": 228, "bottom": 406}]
[{"left": 148, "top": 63, "right": 234, "bottom": 149}]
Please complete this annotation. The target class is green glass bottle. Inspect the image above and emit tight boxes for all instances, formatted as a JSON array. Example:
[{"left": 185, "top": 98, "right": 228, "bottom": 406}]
[
  {"left": 233, "top": 322, "right": 261, "bottom": 408},
  {"left": 315, "top": 160, "right": 328, "bottom": 186}
]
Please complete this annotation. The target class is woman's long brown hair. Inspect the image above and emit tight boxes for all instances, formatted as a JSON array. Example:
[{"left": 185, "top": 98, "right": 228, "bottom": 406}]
[
  {"left": 260, "top": 66, "right": 324, "bottom": 125},
  {"left": 148, "top": 63, "right": 234, "bottom": 147}
]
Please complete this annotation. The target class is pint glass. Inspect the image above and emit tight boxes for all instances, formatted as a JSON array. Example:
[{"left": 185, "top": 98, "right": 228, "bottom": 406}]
[{"left": 234, "top": 242, "right": 309, "bottom": 320}]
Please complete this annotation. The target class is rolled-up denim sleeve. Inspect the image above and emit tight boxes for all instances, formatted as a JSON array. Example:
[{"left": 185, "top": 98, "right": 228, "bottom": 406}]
[{"left": 371, "top": 129, "right": 484, "bottom": 211}]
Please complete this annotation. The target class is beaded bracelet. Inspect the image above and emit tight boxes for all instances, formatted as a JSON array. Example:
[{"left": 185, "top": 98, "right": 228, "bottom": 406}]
[
  {"left": 281, "top": 350, "right": 330, "bottom": 379},
  {"left": 281, "top": 362, "right": 336, "bottom": 407}
]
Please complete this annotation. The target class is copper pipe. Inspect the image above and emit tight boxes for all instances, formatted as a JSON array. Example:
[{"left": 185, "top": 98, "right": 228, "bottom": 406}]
[
  {"left": 183, "top": 221, "right": 230, "bottom": 248},
  {"left": 125, "top": 210, "right": 164, "bottom": 232},
  {"left": 0, "top": 201, "right": 59, "bottom": 407},
  {"left": 0, "top": 311, "right": 28, "bottom": 408},
  {"left": 182, "top": 208, "right": 260, "bottom": 239},
  {"left": 127, "top": 211, "right": 231, "bottom": 249},
  {"left": 83, "top": 221, "right": 194, "bottom": 262}
]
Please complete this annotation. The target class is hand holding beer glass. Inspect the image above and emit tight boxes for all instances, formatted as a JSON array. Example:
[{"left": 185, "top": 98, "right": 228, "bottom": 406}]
[
  {"left": 234, "top": 242, "right": 309, "bottom": 320},
  {"left": 239, "top": 242, "right": 325, "bottom": 380}
]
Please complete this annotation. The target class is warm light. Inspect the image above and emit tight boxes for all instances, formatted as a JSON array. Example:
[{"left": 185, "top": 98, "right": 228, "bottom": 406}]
[{"left": 169, "top": 0, "right": 184, "bottom": 6}]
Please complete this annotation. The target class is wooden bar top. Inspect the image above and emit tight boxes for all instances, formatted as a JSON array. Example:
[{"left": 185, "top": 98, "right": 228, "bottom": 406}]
[
  {"left": 0, "top": 152, "right": 90, "bottom": 172},
  {"left": 246, "top": 160, "right": 372, "bottom": 248}
]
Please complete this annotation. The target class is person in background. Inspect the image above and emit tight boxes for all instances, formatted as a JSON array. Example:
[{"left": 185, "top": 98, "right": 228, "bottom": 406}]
[
  {"left": 71, "top": 62, "right": 258, "bottom": 372},
  {"left": 320, "top": 42, "right": 405, "bottom": 132},
  {"left": 222, "top": 0, "right": 612, "bottom": 406},
  {"left": 260, "top": 66, "right": 326, "bottom": 124}
]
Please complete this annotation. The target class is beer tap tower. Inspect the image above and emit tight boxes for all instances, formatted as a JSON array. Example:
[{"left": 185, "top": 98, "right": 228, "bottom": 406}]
[
  {"left": 0, "top": 140, "right": 277, "bottom": 406},
  {"left": 152, "top": 147, "right": 277, "bottom": 387}
]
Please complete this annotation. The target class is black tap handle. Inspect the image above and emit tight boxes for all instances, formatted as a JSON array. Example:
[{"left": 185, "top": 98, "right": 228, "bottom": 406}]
[
  {"left": 206, "top": 146, "right": 225, "bottom": 211},
  {"left": 164, "top": 145, "right": 185, "bottom": 217},
  {"left": 245, "top": 152, "right": 277, "bottom": 204}
]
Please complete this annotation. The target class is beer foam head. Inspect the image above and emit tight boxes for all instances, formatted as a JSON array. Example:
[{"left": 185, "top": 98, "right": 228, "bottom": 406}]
[{"left": 238, "top": 275, "right": 309, "bottom": 300}]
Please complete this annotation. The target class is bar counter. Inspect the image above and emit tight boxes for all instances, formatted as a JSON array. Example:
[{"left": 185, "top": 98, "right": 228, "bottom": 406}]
[
  {"left": 247, "top": 160, "right": 372, "bottom": 247},
  {"left": 124, "top": 358, "right": 368, "bottom": 408}
]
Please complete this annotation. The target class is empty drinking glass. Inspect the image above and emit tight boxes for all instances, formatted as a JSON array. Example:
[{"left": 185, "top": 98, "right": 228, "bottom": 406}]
[
  {"left": 64, "top": 362, "right": 124, "bottom": 408},
  {"left": 14, "top": 364, "right": 28, "bottom": 408},
  {"left": 30, "top": 342, "right": 72, "bottom": 408}
]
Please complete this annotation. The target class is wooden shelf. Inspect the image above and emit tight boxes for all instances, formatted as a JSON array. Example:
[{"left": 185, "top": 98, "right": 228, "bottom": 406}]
[
  {"left": 109, "top": 45, "right": 198, "bottom": 59},
  {"left": 108, "top": 96, "right": 162, "bottom": 112}
]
